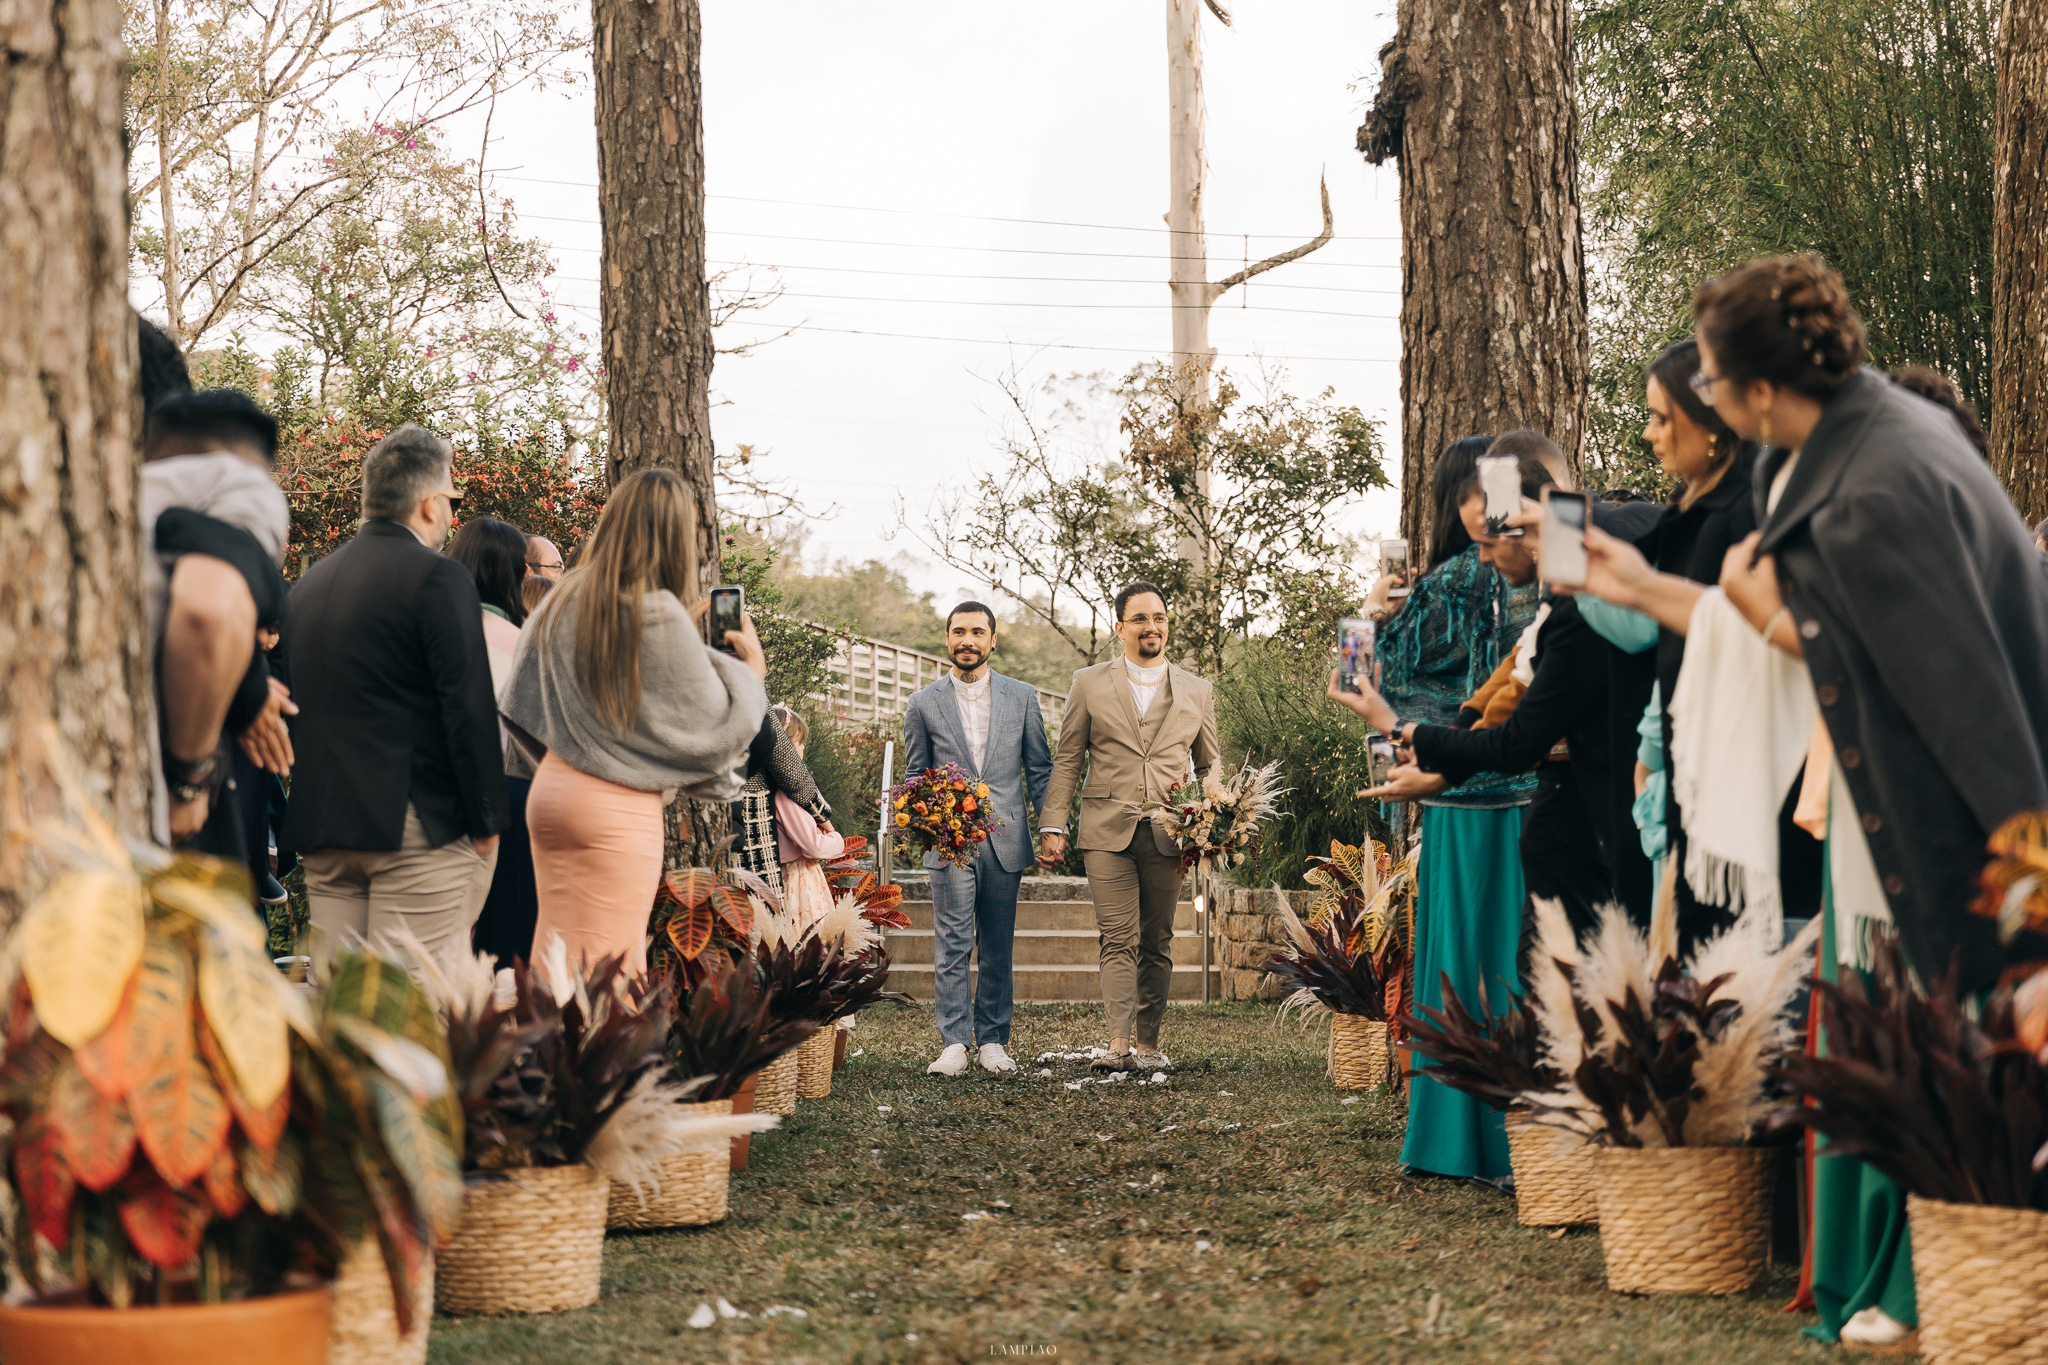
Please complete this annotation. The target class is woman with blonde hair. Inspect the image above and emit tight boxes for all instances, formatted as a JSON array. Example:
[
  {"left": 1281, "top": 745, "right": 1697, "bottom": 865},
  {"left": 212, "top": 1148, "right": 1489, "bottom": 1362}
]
[{"left": 500, "top": 469, "right": 768, "bottom": 973}]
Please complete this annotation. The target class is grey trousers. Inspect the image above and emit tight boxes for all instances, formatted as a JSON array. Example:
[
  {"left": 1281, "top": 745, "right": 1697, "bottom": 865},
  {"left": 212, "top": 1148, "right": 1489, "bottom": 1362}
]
[
  {"left": 1083, "top": 824, "right": 1184, "bottom": 1046},
  {"left": 302, "top": 804, "right": 496, "bottom": 971},
  {"left": 930, "top": 842, "right": 1023, "bottom": 1047}
]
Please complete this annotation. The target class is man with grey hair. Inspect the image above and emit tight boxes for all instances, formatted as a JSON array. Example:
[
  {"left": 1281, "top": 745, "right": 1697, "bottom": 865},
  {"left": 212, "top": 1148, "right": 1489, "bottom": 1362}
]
[{"left": 279, "top": 423, "right": 507, "bottom": 970}]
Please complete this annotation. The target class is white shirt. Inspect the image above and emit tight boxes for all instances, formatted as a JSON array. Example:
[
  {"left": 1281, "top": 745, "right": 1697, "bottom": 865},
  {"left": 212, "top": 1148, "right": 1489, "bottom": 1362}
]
[
  {"left": 1125, "top": 658, "right": 1168, "bottom": 718},
  {"left": 949, "top": 670, "right": 992, "bottom": 770}
]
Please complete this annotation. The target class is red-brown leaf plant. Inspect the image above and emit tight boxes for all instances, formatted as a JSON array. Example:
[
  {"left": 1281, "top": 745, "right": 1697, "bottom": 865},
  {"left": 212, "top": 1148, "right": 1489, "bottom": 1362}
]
[
  {"left": 1770, "top": 929, "right": 2048, "bottom": 1209},
  {"left": 1260, "top": 897, "right": 1399, "bottom": 1021},
  {"left": 824, "top": 838, "right": 911, "bottom": 930},
  {"left": 1399, "top": 974, "right": 1559, "bottom": 1112},
  {"left": 649, "top": 869, "right": 757, "bottom": 996},
  {"left": 658, "top": 954, "right": 820, "bottom": 1102}
]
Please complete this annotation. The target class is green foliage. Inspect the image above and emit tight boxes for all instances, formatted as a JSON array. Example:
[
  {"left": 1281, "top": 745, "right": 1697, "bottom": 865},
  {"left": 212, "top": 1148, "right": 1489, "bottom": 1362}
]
[
  {"left": 1214, "top": 641, "right": 1387, "bottom": 888},
  {"left": 717, "top": 532, "right": 836, "bottom": 710},
  {"left": 795, "top": 713, "right": 900, "bottom": 844},
  {"left": 1578, "top": 0, "right": 1995, "bottom": 488}
]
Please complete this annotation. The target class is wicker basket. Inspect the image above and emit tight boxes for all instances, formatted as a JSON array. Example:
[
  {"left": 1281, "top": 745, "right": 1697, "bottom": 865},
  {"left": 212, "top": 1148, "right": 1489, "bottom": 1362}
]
[
  {"left": 435, "top": 1164, "right": 608, "bottom": 1315},
  {"left": 1908, "top": 1195, "right": 2048, "bottom": 1363},
  {"left": 606, "top": 1100, "right": 732, "bottom": 1230},
  {"left": 1505, "top": 1109, "right": 1598, "bottom": 1227},
  {"left": 796, "top": 1027, "right": 836, "bottom": 1100},
  {"left": 1593, "top": 1146, "right": 1774, "bottom": 1294},
  {"left": 328, "top": 1236, "right": 433, "bottom": 1365},
  {"left": 756, "top": 1048, "right": 800, "bottom": 1116},
  {"left": 1330, "top": 1013, "right": 1390, "bottom": 1090}
]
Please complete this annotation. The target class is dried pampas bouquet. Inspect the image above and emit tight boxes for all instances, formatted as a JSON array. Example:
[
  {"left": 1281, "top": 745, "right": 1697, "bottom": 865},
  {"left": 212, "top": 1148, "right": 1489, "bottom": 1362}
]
[{"left": 1518, "top": 898, "right": 1818, "bottom": 1148}]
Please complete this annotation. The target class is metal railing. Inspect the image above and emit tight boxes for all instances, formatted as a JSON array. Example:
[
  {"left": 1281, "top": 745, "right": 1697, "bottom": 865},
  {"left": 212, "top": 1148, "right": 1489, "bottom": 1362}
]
[{"left": 807, "top": 623, "right": 1068, "bottom": 727}]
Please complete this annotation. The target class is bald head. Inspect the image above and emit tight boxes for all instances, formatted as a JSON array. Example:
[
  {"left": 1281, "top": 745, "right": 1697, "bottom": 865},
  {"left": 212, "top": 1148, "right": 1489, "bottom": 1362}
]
[
  {"left": 1485, "top": 430, "right": 1574, "bottom": 491},
  {"left": 526, "top": 535, "right": 564, "bottom": 580}
]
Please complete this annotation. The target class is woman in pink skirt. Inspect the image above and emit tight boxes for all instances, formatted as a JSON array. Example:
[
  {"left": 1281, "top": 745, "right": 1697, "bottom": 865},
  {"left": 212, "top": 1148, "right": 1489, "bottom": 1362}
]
[
  {"left": 765, "top": 704, "right": 844, "bottom": 927},
  {"left": 499, "top": 470, "right": 767, "bottom": 976}
]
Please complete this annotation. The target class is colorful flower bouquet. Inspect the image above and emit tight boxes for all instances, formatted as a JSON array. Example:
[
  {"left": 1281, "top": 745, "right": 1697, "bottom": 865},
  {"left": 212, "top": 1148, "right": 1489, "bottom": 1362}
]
[
  {"left": 887, "top": 764, "right": 1001, "bottom": 869},
  {"left": 1151, "top": 759, "right": 1288, "bottom": 876}
]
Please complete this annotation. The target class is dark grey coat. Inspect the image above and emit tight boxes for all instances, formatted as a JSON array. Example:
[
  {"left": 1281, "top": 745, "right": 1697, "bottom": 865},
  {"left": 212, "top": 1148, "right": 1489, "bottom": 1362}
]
[{"left": 1758, "top": 368, "right": 2048, "bottom": 988}]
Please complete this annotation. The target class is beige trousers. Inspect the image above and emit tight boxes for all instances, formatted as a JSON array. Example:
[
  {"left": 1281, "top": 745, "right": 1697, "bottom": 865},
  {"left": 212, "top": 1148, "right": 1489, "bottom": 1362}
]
[
  {"left": 1084, "top": 823, "right": 1184, "bottom": 1046},
  {"left": 302, "top": 804, "right": 496, "bottom": 971}
]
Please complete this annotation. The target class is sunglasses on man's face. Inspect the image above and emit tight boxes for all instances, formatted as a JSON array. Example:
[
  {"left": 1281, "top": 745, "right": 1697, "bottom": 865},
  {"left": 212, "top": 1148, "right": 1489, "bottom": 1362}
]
[{"left": 438, "top": 490, "right": 464, "bottom": 511}]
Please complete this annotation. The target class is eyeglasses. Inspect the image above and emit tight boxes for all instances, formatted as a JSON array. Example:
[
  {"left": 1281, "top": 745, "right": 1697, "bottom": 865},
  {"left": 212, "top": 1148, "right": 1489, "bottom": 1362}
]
[
  {"left": 1688, "top": 369, "right": 1726, "bottom": 397},
  {"left": 527, "top": 560, "right": 564, "bottom": 573},
  {"left": 1121, "top": 614, "right": 1169, "bottom": 627},
  {"left": 438, "top": 490, "right": 464, "bottom": 511}
]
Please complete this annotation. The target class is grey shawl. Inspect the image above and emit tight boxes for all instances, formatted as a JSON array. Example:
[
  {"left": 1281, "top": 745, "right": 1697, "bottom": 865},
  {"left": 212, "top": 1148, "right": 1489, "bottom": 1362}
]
[{"left": 499, "top": 586, "right": 767, "bottom": 800}]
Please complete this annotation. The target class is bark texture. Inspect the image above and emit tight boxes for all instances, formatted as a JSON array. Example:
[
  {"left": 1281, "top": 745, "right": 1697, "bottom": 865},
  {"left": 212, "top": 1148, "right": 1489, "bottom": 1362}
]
[
  {"left": 1359, "top": 0, "right": 1589, "bottom": 570},
  {"left": 593, "top": 0, "right": 719, "bottom": 587},
  {"left": 592, "top": 0, "right": 726, "bottom": 869},
  {"left": 0, "top": 0, "right": 154, "bottom": 917},
  {"left": 1992, "top": 0, "right": 2048, "bottom": 525}
]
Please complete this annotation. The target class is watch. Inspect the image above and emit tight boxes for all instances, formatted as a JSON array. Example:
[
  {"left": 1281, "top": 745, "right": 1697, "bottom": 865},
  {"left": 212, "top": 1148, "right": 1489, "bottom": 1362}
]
[{"left": 163, "top": 748, "right": 224, "bottom": 803}]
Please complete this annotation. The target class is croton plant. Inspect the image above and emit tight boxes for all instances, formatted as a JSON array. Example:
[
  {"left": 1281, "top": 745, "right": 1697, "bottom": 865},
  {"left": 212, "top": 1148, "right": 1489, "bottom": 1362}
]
[{"left": 0, "top": 824, "right": 460, "bottom": 1326}]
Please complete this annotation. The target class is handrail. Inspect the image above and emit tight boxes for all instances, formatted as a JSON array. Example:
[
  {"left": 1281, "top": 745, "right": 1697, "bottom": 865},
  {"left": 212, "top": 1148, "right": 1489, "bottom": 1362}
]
[{"left": 805, "top": 622, "right": 1068, "bottom": 727}]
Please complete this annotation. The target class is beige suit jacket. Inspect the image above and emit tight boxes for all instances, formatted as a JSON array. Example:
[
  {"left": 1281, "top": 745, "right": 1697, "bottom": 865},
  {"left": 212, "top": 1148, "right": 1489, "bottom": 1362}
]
[{"left": 1043, "top": 659, "right": 1220, "bottom": 852}]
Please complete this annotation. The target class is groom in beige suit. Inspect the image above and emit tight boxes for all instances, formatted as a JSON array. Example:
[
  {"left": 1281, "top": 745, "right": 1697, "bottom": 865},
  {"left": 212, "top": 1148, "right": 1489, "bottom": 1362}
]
[{"left": 1039, "top": 582, "right": 1218, "bottom": 1073}]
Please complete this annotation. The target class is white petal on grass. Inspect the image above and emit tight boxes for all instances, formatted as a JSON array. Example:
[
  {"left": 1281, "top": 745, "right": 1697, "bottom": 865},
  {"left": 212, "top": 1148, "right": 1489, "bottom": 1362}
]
[
  {"left": 990, "top": 1199, "right": 1011, "bottom": 1208},
  {"left": 877, "top": 1105, "right": 892, "bottom": 1113},
  {"left": 1158, "top": 1124, "right": 1179, "bottom": 1133},
  {"left": 687, "top": 1303, "right": 716, "bottom": 1329},
  {"left": 962, "top": 1210, "right": 990, "bottom": 1221},
  {"left": 716, "top": 1298, "right": 744, "bottom": 1319},
  {"left": 1195, "top": 1240, "right": 1213, "bottom": 1252},
  {"left": 1037, "top": 1068, "right": 1054, "bottom": 1077},
  {"left": 1151, "top": 1072, "right": 1168, "bottom": 1084},
  {"left": 1218, "top": 1090, "right": 1235, "bottom": 1096},
  {"left": 1063, "top": 1080, "right": 1084, "bottom": 1091},
  {"left": 1341, "top": 1096, "right": 1359, "bottom": 1105},
  {"left": 762, "top": 1305, "right": 809, "bottom": 1319}
]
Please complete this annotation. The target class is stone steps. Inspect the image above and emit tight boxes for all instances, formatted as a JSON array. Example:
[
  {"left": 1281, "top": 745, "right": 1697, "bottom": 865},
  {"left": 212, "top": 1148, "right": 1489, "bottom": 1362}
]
[{"left": 877, "top": 872, "right": 1220, "bottom": 1003}]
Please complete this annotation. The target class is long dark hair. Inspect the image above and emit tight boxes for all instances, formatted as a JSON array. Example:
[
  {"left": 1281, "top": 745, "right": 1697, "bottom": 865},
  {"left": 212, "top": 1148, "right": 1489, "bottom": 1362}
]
[
  {"left": 1428, "top": 435, "right": 1495, "bottom": 567},
  {"left": 450, "top": 516, "right": 530, "bottom": 627}
]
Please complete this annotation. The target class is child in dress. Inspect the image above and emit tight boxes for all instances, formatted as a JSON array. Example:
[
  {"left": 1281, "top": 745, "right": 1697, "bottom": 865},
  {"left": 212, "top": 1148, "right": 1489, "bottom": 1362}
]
[{"left": 770, "top": 705, "right": 844, "bottom": 928}]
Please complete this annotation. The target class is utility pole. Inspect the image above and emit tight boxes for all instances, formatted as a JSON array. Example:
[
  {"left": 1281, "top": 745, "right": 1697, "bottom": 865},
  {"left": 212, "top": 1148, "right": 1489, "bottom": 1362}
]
[{"left": 1163, "top": 0, "right": 1334, "bottom": 613}]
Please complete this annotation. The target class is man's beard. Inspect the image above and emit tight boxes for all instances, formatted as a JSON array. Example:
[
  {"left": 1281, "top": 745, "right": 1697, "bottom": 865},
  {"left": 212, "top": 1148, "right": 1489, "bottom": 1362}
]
[
  {"left": 1133, "top": 635, "right": 1165, "bottom": 660},
  {"left": 951, "top": 646, "right": 986, "bottom": 672}
]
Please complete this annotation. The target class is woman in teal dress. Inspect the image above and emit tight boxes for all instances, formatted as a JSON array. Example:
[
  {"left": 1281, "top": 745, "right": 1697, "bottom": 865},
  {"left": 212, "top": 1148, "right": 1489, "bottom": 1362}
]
[{"left": 1362, "top": 437, "right": 1540, "bottom": 1184}]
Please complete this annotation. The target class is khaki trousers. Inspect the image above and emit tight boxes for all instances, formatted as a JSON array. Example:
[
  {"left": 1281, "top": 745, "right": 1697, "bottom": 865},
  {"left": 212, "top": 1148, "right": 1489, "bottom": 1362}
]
[
  {"left": 302, "top": 805, "right": 496, "bottom": 971},
  {"left": 1084, "top": 824, "right": 1184, "bottom": 1046}
]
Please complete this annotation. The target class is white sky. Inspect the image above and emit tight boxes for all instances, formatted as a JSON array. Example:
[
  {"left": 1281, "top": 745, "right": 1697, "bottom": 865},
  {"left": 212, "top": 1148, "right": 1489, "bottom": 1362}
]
[{"left": 482, "top": 0, "right": 1405, "bottom": 603}]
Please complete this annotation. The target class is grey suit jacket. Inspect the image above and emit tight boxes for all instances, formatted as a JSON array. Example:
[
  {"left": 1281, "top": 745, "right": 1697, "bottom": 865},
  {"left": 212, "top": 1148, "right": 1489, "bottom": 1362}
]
[{"left": 901, "top": 671, "right": 1053, "bottom": 874}]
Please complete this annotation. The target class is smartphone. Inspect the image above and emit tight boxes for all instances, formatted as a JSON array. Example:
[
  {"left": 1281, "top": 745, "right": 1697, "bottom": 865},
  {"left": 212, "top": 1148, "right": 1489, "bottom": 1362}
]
[
  {"left": 1540, "top": 488, "right": 1590, "bottom": 589},
  {"left": 1379, "top": 538, "right": 1410, "bottom": 599},
  {"left": 1368, "top": 735, "right": 1398, "bottom": 789},
  {"left": 1337, "top": 616, "right": 1375, "bottom": 695},
  {"left": 707, "top": 585, "right": 745, "bottom": 653},
  {"left": 1478, "top": 455, "right": 1524, "bottom": 537}
]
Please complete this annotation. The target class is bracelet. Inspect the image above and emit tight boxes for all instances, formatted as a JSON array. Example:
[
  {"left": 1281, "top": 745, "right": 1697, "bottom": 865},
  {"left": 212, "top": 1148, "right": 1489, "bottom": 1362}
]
[{"left": 1758, "top": 607, "right": 1790, "bottom": 645}]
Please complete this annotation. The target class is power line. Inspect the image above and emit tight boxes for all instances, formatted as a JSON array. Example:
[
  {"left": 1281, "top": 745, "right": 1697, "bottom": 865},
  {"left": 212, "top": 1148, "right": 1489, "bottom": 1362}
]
[
  {"left": 483, "top": 172, "right": 1401, "bottom": 243},
  {"left": 538, "top": 276, "right": 1394, "bottom": 320},
  {"left": 715, "top": 318, "right": 1396, "bottom": 364}
]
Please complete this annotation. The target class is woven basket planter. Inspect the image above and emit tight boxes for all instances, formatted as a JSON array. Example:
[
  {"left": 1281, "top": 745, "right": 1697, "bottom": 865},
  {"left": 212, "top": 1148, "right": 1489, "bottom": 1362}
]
[
  {"left": 1908, "top": 1195, "right": 2048, "bottom": 1364},
  {"left": 756, "top": 1049, "right": 800, "bottom": 1116},
  {"left": 1505, "top": 1109, "right": 1598, "bottom": 1227},
  {"left": 797, "top": 1027, "right": 836, "bottom": 1100},
  {"left": 328, "top": 1236, "right": 433, "bottom": 1365},
  {"left": 1593, "top": 1146, "right": 1773, "bottom": 1294},
  {"left": 1330, "top": 1013, "right": 1390, "bottom": 1090},
  {"left": 606, "top": 1100, "right": 733, "bottom": 1230},
  {"left": 436, "top": 1164, "right": 608, "bottom": 1315}
]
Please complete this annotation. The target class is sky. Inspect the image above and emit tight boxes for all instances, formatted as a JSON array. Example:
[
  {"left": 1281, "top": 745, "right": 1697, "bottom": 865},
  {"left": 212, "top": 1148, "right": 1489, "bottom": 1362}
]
[{"left": 479, "top": 0, "right": 1405, "bottom": 604}]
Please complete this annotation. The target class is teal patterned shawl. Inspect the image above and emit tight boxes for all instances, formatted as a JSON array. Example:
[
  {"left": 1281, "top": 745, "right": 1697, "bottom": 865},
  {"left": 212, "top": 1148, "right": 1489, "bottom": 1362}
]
[{"left": 1378, "top": 545, "right": 1540, "bottom": 809}]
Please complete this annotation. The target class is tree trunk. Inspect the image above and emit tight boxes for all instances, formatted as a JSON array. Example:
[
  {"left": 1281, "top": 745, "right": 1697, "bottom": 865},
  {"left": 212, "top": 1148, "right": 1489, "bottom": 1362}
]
[
  {"left": 0, "top": 0, "right": 155, "bottom": 920},
  {"left": 1992, "top": 0, "right": 2048, "bottom": 525},
  {"left": 1359, "top": 0, "right": 1588, "bottom": 571},
  {"left": 592, "top": 0, "right": 725, "bottom": 870}
]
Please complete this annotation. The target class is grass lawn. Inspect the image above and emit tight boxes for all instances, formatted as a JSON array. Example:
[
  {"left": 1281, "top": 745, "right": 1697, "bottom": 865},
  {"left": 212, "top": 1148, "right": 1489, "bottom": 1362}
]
[{"left": 427, "top": 1001, "right": 1889, "bottom": 1365}]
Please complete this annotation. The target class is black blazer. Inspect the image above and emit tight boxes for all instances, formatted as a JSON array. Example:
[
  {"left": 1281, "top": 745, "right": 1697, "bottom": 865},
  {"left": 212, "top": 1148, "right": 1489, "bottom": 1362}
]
[
  {"left": 1409, "top": 597, "right": 1656, "bottom": 922},
  {"left": 279, "top": 520, "right": 505, "bottom": 856},
  {"left": 1761, "top": 369, "right": 2048, "bottom": 988}
]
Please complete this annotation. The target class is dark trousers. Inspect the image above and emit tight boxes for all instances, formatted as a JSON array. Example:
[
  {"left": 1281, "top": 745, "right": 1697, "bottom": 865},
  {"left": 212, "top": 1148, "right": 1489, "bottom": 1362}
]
[
  {"left": 1518, "top": 764, "right": 1610, "bottom": 978},
  {"left": 473, "top": 776, "right": 538, "bottom": 969}
]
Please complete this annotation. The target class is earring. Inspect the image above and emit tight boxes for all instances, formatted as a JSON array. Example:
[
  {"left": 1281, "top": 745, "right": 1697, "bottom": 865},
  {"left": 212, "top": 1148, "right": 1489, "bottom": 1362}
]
[{"left": 1759, "top": 411, "right": 1773, "bottom": 450}]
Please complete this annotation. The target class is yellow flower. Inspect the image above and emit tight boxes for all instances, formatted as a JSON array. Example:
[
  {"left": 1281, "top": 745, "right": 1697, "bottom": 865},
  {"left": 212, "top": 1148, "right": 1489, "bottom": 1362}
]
[
  {"left": 894, "top": 795, "right": 908, "bottom": 809},
  {"left": 895, "top": 812, "right": 910, "bottom": 826},
  {"left": 976, "top": 783, "right": 990, "bottom": 798}
]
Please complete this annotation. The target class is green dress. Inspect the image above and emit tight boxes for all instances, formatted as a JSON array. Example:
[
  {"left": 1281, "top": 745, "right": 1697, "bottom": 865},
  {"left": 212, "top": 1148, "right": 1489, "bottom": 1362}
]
[
  {"left": 1804, "top": 849, "right": 1917, "bottom": 1341},
  {"left": 1378, "top": 546, "right": 1539, "bottom": 1183}
]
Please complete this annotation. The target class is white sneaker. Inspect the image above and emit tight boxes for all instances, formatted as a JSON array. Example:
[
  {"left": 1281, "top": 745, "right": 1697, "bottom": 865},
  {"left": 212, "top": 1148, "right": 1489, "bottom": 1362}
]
[
  {"left": 926, "top": 1043, "right": 970, "bottom": 1076},
  {"left": 1840, "top": 1307, "right": 1912, "bottom": 1346},
  {"left": 978, "top": 1043, "right": 1018, "bottom": 1074}
]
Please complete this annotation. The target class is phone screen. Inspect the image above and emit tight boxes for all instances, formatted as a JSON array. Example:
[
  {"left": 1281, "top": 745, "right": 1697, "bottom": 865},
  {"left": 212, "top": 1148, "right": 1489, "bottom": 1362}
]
[
  {"left": 1337, "top": 616, "right": 1374, "bottom": 695},
  {"left": 1540, "top": 490, "right": 1590, "bottom": 589},
  {"left": 1379, "top": 538, "right": 1410, "bottom": 598},
  {"left": 708, "top": 585, "right": 745, "bottom": 653},
  {"left": 1478, "top": 456, "right": 1524, "bottom": 537}
]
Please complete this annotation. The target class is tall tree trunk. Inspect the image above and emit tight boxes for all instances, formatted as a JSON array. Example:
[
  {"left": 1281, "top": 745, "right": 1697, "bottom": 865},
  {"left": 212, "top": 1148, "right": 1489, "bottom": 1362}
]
[
  {"left": 1359, "top": 0, "right": 1588, "bottom": 570},
  {"left": 0, "top": 0, "right": 155, "bottom": 920},
  {"left": 592, "top": 0, "right": 725, "bottom": 869},
  {"left": 1992, "top": 0, "right": 2048, "bottom": 525}
]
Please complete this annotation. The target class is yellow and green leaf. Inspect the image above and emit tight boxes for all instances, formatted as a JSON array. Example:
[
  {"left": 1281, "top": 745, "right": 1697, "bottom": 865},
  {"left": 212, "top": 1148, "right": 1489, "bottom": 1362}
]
[
  {"left": 365, "top": 1070, "right": 465, "bottom": 1242},
  {"left": 197, "top": 925, "right": 290, "bottom": 1108},
  {"left": 20, "top": 870, "right": 146, "bottom": 1049},
  {"left": 49, "top": 1056, "right": 136, "bottom": 1192},
  {"left": 131, "top": 1044, "right": 232, "bottom": 1189},
  {"left": 74, "top": 936, "right": 191, "bottom": 1103}
]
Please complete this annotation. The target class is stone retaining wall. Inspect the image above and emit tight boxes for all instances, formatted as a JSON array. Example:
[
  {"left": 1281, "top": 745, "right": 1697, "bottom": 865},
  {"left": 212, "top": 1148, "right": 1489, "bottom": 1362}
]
[{"left": 1219, "top": 887, "right": 1300, "bottom": 1002}]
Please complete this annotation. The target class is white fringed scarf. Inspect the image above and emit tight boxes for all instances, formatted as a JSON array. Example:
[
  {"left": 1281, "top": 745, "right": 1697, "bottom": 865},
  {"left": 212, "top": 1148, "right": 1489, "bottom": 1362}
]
[{"left": 1668, "top": 588, "right": 1817, "bottom": 941}]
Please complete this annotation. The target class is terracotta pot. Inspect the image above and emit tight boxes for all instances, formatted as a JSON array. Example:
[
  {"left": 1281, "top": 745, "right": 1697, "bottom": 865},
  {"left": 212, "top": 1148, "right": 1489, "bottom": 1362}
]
[
  {"left": 0, "top": 1285, "right": 334, "bottom": 1365},
  {"left": 729, "top": 1071, "right": 758, "bottom": 1172},
  {"left": 832, "top": 1026, "right": 848, "bottom": 1071}
]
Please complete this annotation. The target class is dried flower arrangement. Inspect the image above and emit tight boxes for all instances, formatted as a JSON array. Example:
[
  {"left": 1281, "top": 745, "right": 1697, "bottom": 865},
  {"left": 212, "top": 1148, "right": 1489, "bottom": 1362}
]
[
  {"left": 1520, "top": 900, "right": 1817, "bottom": 1147},
  {"left": 1264, "top": 841, "right": 1411, "bottom": 1026},
  {"left": 1770, "top": 930, "right": 2048, "bottom": 1209},
  {"left": 1153, "top": 760, "right": 1288, "bottom": 876},
  {"left": 0, "top": 786, "right": 460, "bottom": 1329},
  {"left": 824, "top": 837, "right": 911, "bottom": 931}
]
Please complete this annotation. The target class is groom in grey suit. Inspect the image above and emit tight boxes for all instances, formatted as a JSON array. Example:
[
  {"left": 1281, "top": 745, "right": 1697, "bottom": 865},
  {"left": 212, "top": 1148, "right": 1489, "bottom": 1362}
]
[{"left": 902, "top": 602, "right": 1053, "bottom": 1075}]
